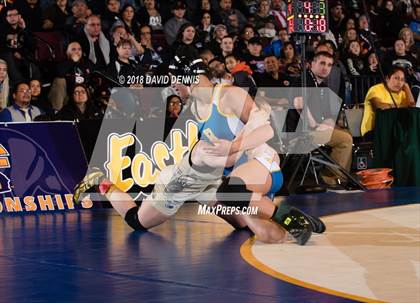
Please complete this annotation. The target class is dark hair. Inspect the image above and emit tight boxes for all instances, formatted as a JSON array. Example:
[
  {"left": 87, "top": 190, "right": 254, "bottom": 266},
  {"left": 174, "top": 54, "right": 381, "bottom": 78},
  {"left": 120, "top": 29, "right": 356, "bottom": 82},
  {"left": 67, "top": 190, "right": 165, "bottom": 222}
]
[
  {"left": 224, "top": 53, "right": 239, "bottom": 62},
  {"left": 175, "top": 22, "right": 195, "bottom": 42},
  {"left": 385, "top": 66, "right": 406, "bottom": 79},
  {"left": 13, "top": 82, "right": 29, "bottom": 94},
  {"left": 4, "top": 5, "right": 19, "bottom": 14},
  {"left": 280, "top": 41, "right": 297, "bottom": 59},
  {"left": 166, "top": 95, "right": 183, "bottom": 114},
  {"left": 312, "top": 51, "right": 334, "bottom": 61}
]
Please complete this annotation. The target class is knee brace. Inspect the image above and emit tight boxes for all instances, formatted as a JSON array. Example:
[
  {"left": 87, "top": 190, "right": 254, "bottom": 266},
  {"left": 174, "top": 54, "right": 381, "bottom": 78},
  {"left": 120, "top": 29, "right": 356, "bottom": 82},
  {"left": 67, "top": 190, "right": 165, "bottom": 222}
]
[
  {"left": 124, "top": 206, "right": 148, "bottom": 231},
  {"left": 216, "top": 177, "right": 253, "bottom": 208}
]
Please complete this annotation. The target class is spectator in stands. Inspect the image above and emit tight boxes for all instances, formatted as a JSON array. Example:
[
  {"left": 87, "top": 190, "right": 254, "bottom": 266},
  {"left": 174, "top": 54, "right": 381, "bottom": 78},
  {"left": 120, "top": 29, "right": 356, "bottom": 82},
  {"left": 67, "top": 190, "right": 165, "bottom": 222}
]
[
  {"left": 345, "top": 18, "right": 356, "bottom": 31},
  {"left": 136, "top": 0, "right": 163, "bottom": 31},
  {"left": 15, "top": 0, "right": 43, "bottom": 32},
  {"left": 55, "top": 83, "right": 102, "bottom": 121},
  {"left": 42, "top": 0, "right": 70, "bottom": 31},
  {"left": 172, "top": 23, "right": 200, "bottom": 58},
  {"left": 409, "top": 5, "right": 420, "bottom": 46},
  {"left": 365, "top": 52, "right": 380, "bottom": 75},
  {"left": 219, "top": 35, "right": 235, "bottom": 58},
  {"left": 358, "top": 14, "right": 378, "bottom": 54},
  {"left": 198, "top": 48, "right": 214, "bottom": 65},
  {"left": 340, "top": 28, "right": 359, "bottom": 55},
  {"left": 329, "top": 1, "right": 347, "bottom": 41},
  {"left": 398, "top": 27, "right": 417, "bottom": 58},
  {"left": 234, "top": 24, "right": 255, "bottom": 56},
  {"left": 0, "top": 6, "right": 40, "bottom": 85},
  {"left": 224, "top": 53, "right": 257, "bottom": 98},
  {"left": 270, "top": 0, "right": 287, "bottom": 29},
  {"left": 361, "top": 66, "right": 416, "bottom": 139},
  {"left": 65, "top": 0, "right": 91, "bottom": 38},
  {"left": 49, "top": 41, "right": 93, "bottom": 111},
  {"left": 226, "top": 11, "right": 241, "bottom": 35},
  {"left": 208, "top": 57, "right": 232, "bottom": 84},
  {"left": 345, "top": 40, "right": 365, "bottom": 76},
  {"left": 386, "top": 39, "right": 417, "bottom": 71},
  {"left": 0, "top": 59, "right": 10, "bottom": 110},
  {"left": 163, "top": 1, "right": 189, "bottom": 46},
  {"left": 137, "top": 24, "right": 164, "bottom": 71},
  {"left": 29, "top": 79, "right": 51, "bottom": 114},
  {"left": 121, "top": 4, "right": 139, "bottom": 38},
  {"left": 77, "top": 15, "right": 110, "bottom": 71},
  {"left": 209, "top": 24, "right": 228, "bottom": 55},
  {"left": 195, "top": 10, "right": 215, "bottom": 45},
  {"left": 106, "top": 39, "right": 143, "bottom": 86},
  {"left": 278, "top": 41, "right": 301, "bottom": 77},
  {"left": 244, "top": 37, "right": 266, "bottom": 74},
  {"left": 315, "top": 41, "right": 348, "bottom": 100},
  {"left": 214, "top": 0, "right": 247, "bottom": 30},
  {"left": 376, "top": 0, "right": 404, "bottom": 48},
  {"left": 164, "top": 94, "right": 182, "bottom": 137},
  {"left": 0, "top": 82, "right": 43, "bottom": 122},
  {"left": 253, "top": 0, "right": 277, "bottom": 31},
  {"left": 101, "top": 0, "right": 121, "bottom": 36},
  {"left": 109, "top": 22, "right": 144, "bottom": 61},
  {"left": 254, "top": 55, "right": 292, "bottom": 89},
  {"left": 288, "top": 51, "right": 353, "bottom": 187}
]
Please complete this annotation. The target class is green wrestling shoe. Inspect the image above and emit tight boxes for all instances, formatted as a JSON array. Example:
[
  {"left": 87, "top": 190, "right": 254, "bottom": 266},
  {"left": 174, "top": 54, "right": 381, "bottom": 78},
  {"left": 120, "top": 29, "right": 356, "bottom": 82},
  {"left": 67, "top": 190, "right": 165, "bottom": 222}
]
[
  {"left": 73, "top": 168, "right": 106, "bottom": 204},
  {"left": 290, "top": 207, "right": 326, "bottom": 234}
]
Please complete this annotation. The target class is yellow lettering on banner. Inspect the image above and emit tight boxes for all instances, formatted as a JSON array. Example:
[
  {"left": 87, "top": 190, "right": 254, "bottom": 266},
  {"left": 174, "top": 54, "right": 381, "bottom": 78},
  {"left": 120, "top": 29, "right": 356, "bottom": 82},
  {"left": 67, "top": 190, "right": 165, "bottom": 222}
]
[
  {"left": 65, "top": 194, "right": 75, "bottom": 209},
  {"left": 38, "top": 195, "right": 55, "bottom": 211},
  {"left": 0, "top": 201, "right": 3, "bottom": 213},
  {"left": 169, "top": 130, "right": 189, "bottom": 164},
  {"left": 55, "top": 195, "right": 65, "bottom": 210},
  {"left": 0, "top": 158, "right": 9, "bottom": 167},
  {"left": 106, "top": 134, "right": 135, "bottom": 192},
  {"left": 5, "top": 197, "right": 23, "bottom": 212},
  {"left": 24, "top": 196, "right": 37, "bottom": 211},
  {"left": 152, "top": 143, "right": 170, "bottom": 171},
  {"left": 132, "top": 152, "right": 157, "bottom": 187},
  {"left": 0, "top": 144, "right": 9, "bottom": 156},
  {"left": 187, "top": 120, "right": 199, "bottom": 149}
]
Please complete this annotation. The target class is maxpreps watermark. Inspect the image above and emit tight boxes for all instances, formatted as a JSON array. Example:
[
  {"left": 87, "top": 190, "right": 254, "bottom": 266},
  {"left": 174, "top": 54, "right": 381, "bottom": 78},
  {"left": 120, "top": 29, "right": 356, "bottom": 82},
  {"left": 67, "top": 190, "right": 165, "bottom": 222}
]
[{"left": 197, "top": 204, "right": 258, "bottom": 216}]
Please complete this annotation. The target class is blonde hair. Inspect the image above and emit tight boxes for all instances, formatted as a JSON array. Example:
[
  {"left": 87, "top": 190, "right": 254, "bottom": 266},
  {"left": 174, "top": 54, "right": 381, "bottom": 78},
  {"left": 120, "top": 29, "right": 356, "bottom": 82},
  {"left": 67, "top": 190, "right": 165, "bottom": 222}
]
[
  {"left": 398, "top": 27, "right": 415, "bottom": 49},
  {"left": 0, "top": 59, "right": 10, "bottom": 110}
]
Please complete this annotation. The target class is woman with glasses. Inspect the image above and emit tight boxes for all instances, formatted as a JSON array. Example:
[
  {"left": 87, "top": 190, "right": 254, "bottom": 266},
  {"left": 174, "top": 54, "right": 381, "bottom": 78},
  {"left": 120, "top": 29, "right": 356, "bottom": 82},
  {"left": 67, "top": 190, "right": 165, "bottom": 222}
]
[
  {"left": 55, "top": 83, "right": 102, "bottom": 121},
  {"left": 137, "top": 24, "right": 164, "bottom": 71}
]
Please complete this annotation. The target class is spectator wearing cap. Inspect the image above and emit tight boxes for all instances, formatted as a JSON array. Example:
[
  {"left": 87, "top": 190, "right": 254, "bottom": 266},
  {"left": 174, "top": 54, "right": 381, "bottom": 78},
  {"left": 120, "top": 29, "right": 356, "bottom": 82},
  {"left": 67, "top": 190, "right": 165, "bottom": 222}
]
[
  {"left": 77, "top": 15, "right": 111, "bottom": 71},
  {"left": 209, "top": 24, "right": 228, "bottom": 55},
  {"left": 136, "top": 0, "right": 163, "bottom": 31},
  {"left": 0, "top": 6, "right": 40, "bottom": 85},
  {"left": 101, "top": 0, "right": 121, "bottom": 37},
  {"left": 244, "top": 37, "right": 266, "bottom": 74},
  {"left": 163, "top": 1, "right": 189, "bottom": 46},
  {"left": 42, "top": 0, "right": 70, "bottom": 31},
  {"left": 214, "top": 0, "right": 247, "bottom": 31},
  {"left": 329, "top": 1, "right": 346, "bottom": 41},
  {"left": 208, "top": 57, "right": 232, "bottom": 84},
  {"left": 64, "top": 0, "right": 92, "bottom": 38},
  {"left": 0, "top": 82, "right": 43, "bottom": 122}
]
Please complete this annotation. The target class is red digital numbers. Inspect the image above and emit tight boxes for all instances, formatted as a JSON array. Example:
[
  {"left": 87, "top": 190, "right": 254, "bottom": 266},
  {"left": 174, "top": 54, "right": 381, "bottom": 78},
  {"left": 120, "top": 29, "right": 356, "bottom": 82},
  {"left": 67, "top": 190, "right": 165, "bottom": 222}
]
[
  {"left": 304, "top": 18, "right": 313, "bottom": 31},
  {"left": 316, "top": 18, "right": 326, "bottom": 32},
  {"left": 304, "top": 1, "right": 312, "bottom": 13}
]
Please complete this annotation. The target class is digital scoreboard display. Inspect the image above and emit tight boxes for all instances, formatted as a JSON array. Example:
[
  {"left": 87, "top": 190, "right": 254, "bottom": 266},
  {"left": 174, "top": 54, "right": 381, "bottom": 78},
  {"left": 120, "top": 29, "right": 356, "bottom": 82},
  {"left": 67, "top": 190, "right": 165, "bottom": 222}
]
[{"left": 287, "top": 0, "right": 328, "bottom": 34}]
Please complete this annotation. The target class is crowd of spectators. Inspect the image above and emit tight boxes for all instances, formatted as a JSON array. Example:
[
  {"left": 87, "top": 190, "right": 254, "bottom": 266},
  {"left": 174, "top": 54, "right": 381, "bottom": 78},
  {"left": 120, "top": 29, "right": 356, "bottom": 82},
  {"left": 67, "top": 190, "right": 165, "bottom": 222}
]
[{"left": 0, "top": 0, "right": 418, "bottom": 124}]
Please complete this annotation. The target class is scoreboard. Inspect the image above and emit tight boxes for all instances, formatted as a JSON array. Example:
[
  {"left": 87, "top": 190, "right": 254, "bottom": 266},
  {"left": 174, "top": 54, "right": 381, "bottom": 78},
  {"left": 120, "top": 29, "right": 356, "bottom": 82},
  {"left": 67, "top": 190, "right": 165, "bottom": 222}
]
[{"left": 287, "top": 0, "right": 328, "bottom": 34}]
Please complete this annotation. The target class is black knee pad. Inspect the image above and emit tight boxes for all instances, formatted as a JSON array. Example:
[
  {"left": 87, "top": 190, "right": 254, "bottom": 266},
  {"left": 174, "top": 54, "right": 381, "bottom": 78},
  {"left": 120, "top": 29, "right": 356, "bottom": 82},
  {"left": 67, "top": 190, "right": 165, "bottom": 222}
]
[
  {"left": 124, "top": 206, "right": 148, "bottom": 231},
  {"left": 216, "top": 177, "right": 253, "bottom": 208}
]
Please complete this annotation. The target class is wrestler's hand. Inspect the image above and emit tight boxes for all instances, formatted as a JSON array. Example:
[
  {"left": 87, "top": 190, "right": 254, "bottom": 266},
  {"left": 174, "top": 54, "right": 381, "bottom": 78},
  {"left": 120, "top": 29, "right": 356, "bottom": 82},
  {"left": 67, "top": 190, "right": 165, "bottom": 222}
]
[{"left": 203, "top": 138, "right": 233, "bottom": 156}]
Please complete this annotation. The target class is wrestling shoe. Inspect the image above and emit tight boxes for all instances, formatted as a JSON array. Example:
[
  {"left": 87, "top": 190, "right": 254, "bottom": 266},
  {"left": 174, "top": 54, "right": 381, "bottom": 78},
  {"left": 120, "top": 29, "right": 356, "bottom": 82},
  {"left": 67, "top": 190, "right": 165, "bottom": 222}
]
[
  {"left": 73, "top": 168, "right": 106, "bottom": 204},
  {"left": 280, "top": 209, "right": 312, "bottom": 245},
  {"left": 290, "top": 207, "right": 326, "bottom": 234}
]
